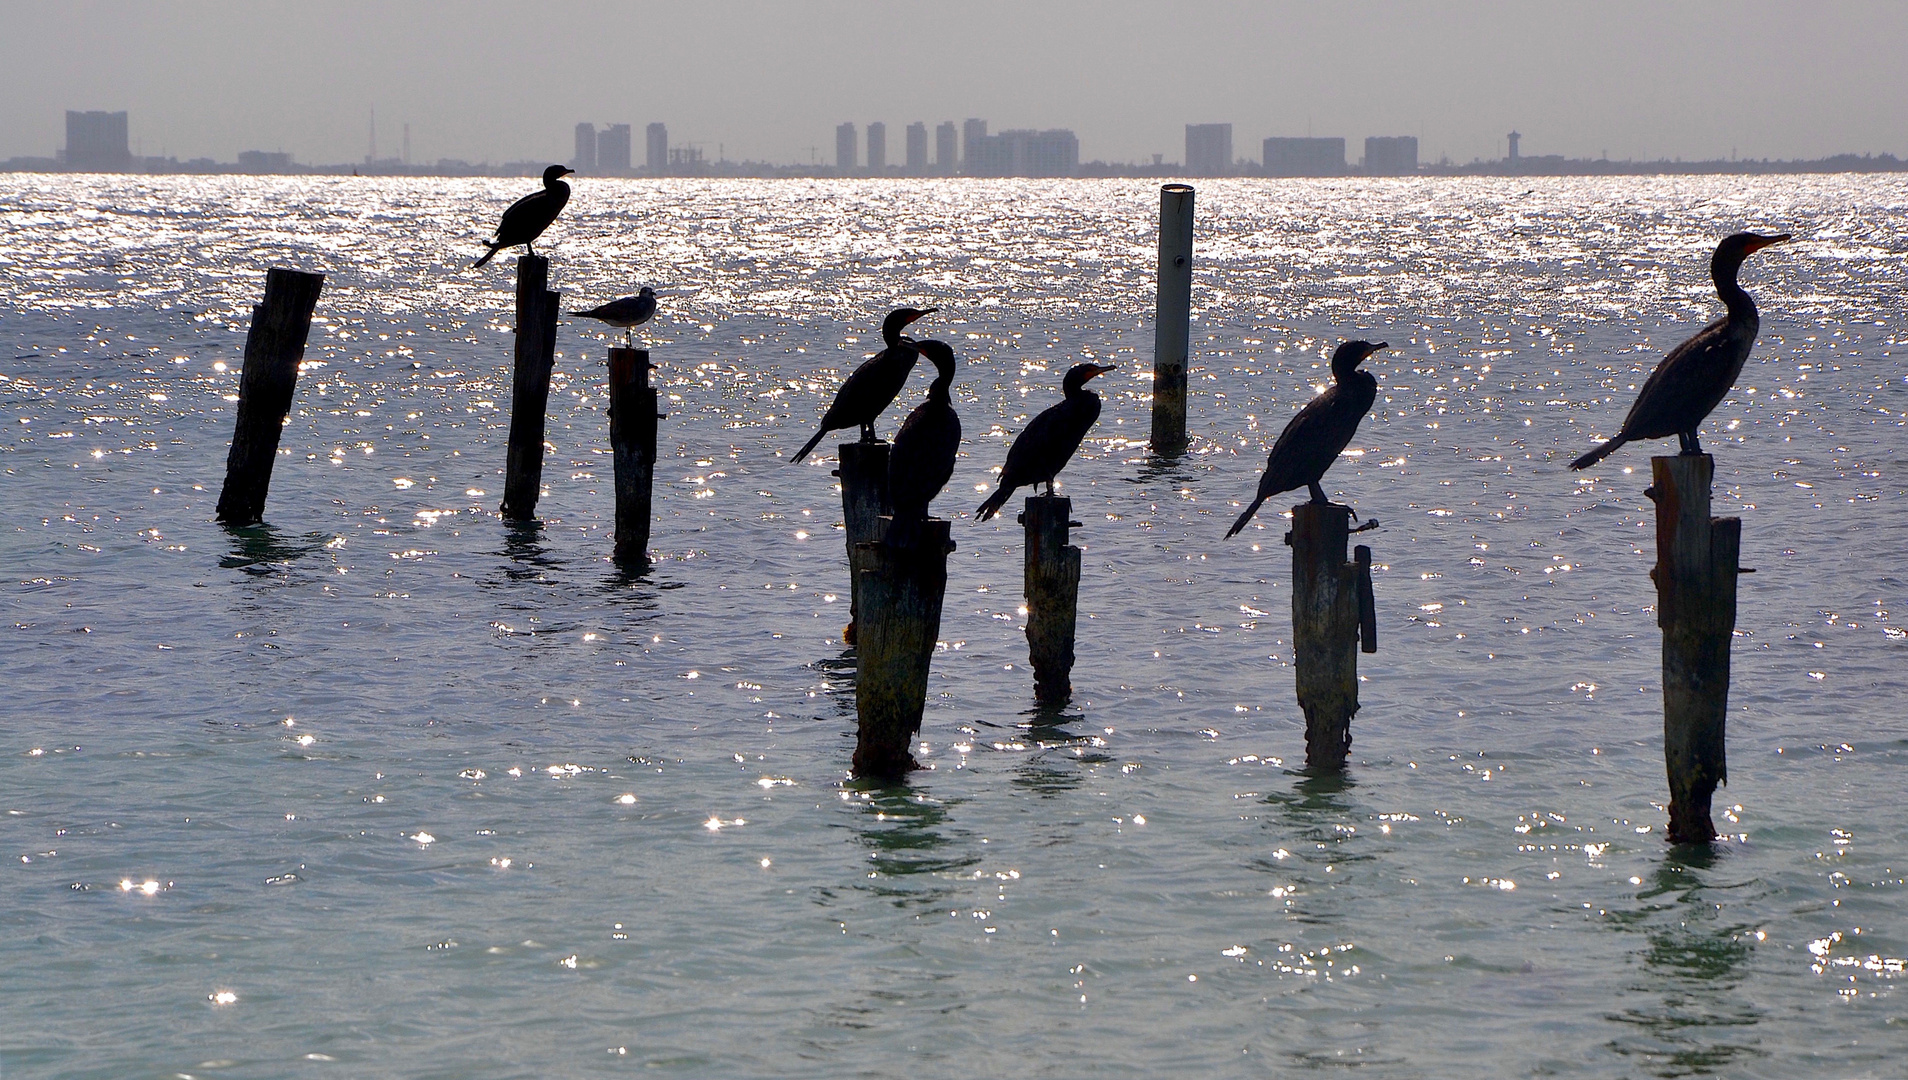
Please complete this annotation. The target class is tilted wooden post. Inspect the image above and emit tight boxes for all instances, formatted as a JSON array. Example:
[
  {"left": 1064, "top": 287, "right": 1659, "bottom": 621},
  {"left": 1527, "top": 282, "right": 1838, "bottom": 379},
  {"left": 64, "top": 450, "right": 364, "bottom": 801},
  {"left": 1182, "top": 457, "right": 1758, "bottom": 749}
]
[
  {"left": 608, "top": 347, "right": 660, "bottom": 567},
  {"left": 500, "top": 255, "right": 560, "bottom": 521},
  {"left": 852, "top": 518, "right": 953, "bottom": 780},
  {"left": 1649, "top": 454, "right": 1741, "bottom": 844},
  {"left": 1150, "top": 183, "right": 1194, "bottom": 455},
  {"left": 215, "top": 268, "right": 325, "bottom": 526},
  {"left": 1020, "top": 494, "right": 1082, "bottom": 705},
  {"left": 835, "top": 441, "right": 891, "bottom": 644},
  {"left": 1286, "top": 503, "right": 1376, "bottom": 770}
]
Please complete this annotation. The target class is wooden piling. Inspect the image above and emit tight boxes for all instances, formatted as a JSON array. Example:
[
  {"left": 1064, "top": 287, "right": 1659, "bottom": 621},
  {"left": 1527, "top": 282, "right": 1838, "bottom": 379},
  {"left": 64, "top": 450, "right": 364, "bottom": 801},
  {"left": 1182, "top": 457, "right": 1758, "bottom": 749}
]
[
  {"left": 214, "top": 268, "right": 325, "bottom": 526},
  {"left": 1150, "top": 183, "right": 1194, "bottom": 455},
  {"left": 835, "top": 441, "right": 891, "bottom": 644},
  {"left": 500, "top": 255, "right": 560, "bottom": 521},
  {"left": 1020, "top": 494, "right": 1082, "bottom": 705},
  {"left": 852, "top": 518, "right": 953, "bottom": 780},
  {"left": 1286, "top": 503, "right": 1376, "bottom": 770},
  {"left": 607, "top": 347, "right": 660, "bottom": 567},
  {"left": 1650, "top": 454, "right": 1740, "bottom": 844}
]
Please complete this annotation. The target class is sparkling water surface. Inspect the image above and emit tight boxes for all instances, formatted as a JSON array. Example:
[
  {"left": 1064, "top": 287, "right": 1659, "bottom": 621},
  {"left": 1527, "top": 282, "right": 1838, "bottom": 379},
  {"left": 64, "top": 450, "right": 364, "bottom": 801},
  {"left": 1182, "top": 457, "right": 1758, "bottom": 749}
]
[{"left": 2, "top": 175, "right": 1906, "bottom": 1077}]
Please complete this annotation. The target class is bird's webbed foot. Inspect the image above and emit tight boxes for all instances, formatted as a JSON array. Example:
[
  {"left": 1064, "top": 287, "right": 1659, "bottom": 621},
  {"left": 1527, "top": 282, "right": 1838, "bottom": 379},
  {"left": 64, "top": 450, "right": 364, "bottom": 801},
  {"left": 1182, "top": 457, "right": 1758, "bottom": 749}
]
[{"left": 1307, "top": 482, "right": 1329, "bottom": 504}]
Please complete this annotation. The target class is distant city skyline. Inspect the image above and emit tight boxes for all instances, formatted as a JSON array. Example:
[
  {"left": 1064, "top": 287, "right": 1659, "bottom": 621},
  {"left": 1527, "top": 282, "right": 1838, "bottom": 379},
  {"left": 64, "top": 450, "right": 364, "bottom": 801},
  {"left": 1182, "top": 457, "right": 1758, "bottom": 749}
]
[
  {"left": 16, "top": 107, "right": 1906, "bottom": 179},
  {"left": 2, "top": 2, "right": 1904, "bottom": 169}
]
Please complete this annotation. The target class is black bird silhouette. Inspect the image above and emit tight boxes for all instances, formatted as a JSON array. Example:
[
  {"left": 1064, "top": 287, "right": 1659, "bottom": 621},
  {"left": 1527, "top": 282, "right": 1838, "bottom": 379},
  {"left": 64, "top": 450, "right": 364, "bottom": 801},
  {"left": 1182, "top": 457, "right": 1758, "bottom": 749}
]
[
  {"left": 1226, "top": 340, "right": 1384, "bottom": 538},
  {"left": 886, "top": 340, "right": 962, "bottom": 547},
  {"left": 1570, "top": 232, "right": 1790, "bottom": 469},
  {"left": 473, "top": 165, "right": 574, "bottom": 268},
  {"left": 790, "top": 307, "right": 936, "bottom": 463},
  {"left": 572, "top": 286, "right": 658, "bottom": 345},
  {"left": 975, "top": 362, "right": 1115, "bottom": 522}
]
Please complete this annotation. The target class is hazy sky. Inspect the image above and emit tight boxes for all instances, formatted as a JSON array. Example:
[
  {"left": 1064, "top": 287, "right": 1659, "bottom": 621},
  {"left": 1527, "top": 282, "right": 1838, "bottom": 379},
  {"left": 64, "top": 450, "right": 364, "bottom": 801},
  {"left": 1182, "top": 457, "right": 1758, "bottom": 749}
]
[{"left": 4, "top": 1, "right": 1905, "bottom": 166}]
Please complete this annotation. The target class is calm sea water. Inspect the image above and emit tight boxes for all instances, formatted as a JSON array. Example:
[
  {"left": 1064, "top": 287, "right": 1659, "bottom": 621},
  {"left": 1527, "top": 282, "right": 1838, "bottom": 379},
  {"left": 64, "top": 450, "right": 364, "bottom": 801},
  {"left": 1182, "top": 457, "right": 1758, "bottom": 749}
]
[{"left": 2, "top": 175, "right": 1905, "bottom": 1078}]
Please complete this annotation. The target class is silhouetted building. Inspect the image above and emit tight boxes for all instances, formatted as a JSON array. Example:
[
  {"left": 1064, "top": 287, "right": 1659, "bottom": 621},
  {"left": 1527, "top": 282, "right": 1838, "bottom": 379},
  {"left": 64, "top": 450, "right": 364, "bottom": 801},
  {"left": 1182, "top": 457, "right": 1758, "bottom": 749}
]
[
  {"left": 905, "top": 122, "right": 928, "bottom": 173},
  {"left": 1507, "top": 130, "right": 1521, "bottom": 162},
  {"left": 1185, "top": 123, "right": 1232, "bottom": 176},
  {"left": 598, "top": 124, "right": 631, "bottom": 173},
  {"left": 573, "top": 123, "right": 596, "bottom": 172},
  {"left": 962, "top": 119, "right": 988, "bottom": 173},
  {"left": 836, "top": 122, "right": 857, "bottom": 171},
  {"left": 866, "top": 122, "right": 886, "bottom": 171},
  {"left": 936, "top": 122, "right": 957, "bottom": 173},
  {"left": 65, "top": 110, "right": 131, "bottom": 172},
  {"left": 1364, "top": 135, "right": 1418, "bottom": 175},
  {"left": 964, "top": 129, "right": 1079, "bottom": 177},
  {"left": 237, "top": 150, "right": 293, "bottom": 173},
  {"left": 1262, "top": 137, "right": 1346, "bottom": 176},
  {"left": 668, "top": 146, "right": 707, "bottom": 173},
  {"left": 646, "top": 123, "right": 668, "bottom": 173}
]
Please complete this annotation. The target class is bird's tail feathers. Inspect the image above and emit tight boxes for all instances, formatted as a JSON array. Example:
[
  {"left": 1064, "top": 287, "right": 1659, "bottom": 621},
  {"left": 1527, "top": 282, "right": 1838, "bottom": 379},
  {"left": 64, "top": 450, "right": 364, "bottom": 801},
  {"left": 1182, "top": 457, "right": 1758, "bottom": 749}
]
[
  {"left": 975, "top": 486, "right": 1011, "bottom": 522},
  {"left": 791, "top": 428, "right": 828, "bottom": 464},
  {"left": 1224, "top": 494, "right": 1269, "bottom": 539},
  {"left": 472, "top": 244, "right": 501, "bottom": 269},
  {"left": 1568, "top": 436, "right": 1624, "bottom": 471}
]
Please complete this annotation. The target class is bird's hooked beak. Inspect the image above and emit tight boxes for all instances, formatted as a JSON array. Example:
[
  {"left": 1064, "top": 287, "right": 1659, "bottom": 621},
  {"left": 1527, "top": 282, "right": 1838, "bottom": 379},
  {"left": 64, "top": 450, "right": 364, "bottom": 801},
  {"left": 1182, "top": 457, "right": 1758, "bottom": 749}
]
[
  {"left": 1084, "top": 363, "right": 1117, "bottom": 381},
  {"left": 1745, "top": 233, "right": 1791, "bottom": 254},
  {"left": 907, "top": 307, "right": 937, "bottom": 325},
  {"left": 1362, "top": 342, "right": 1388, "bottom": 363}
]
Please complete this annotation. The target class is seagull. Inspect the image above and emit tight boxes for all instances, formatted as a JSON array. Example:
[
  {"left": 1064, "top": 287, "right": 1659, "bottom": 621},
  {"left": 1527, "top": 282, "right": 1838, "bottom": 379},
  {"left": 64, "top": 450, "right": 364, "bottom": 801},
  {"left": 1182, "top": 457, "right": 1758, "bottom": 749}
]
[{"left": 572, "top": 287, "right": 659, "bottom": 345}]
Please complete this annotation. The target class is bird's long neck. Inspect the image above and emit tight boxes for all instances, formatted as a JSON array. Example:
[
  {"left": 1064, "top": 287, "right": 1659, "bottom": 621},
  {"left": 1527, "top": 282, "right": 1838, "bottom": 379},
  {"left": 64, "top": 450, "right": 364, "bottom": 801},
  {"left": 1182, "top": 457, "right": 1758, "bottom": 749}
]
[
  {"left": 928, "top": 372, "right": 953, "bottom": 402},
  {"left": 1712, "top": 251, "right": 1758, "bottom": 325}
]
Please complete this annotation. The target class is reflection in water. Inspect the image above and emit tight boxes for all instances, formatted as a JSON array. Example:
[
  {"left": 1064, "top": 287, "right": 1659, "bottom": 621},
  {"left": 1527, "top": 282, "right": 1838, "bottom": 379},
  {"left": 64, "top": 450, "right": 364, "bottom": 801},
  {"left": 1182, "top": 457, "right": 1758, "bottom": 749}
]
[
  {"left": 219, "top": 524, "right": 322, "bottom": 576},
  {"left": 848, "top": 789, "right": 976, "bottom": 882},
  {"left": 497, "top": 521, "right": 555, "bottom": 582},
  {"left": 1605, "top": 850, "right": 1767, "bottom": 1077},
  {"left": 809, "top": 648, "right": 858, "bottom": 719}
]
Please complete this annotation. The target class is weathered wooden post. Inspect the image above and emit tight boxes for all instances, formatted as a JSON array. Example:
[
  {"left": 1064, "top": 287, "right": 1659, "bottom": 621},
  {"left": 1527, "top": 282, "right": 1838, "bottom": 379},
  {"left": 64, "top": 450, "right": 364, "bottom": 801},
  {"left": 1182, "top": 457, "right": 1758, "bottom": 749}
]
[
  {"left": 1020, "top": 494, "right": 1081, "bottom": 705},
  {"left": 1285, "top": 503, "right": 1377, "bottom": 770},
  {"left": 852, "top": 519, "right": 953, "bottom": 780},
  {"left": 1150, "top": 183, "right": 1194, "bottom": 455},
  {"left": 215, "top": 268, "right": 325, "bottom": 526},
  {"left": 1649, "top": 454, "right": 1741, "bottom": 844},
  {"left": 607, "top": 347, "right": 660, "bottom": 567},
  {"left": 835, "top": 441, "right": 891, "bottom": 643},
  {"left": 500, "top": 255, "right": 560, "bottom": 521}
]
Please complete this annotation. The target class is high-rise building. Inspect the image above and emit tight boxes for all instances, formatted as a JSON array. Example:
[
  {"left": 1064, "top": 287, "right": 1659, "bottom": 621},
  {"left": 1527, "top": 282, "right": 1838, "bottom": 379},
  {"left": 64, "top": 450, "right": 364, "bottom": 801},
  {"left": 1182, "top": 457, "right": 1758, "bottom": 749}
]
[
  {"left": 1363, "top": 135, "right": 1419, "bottom": 175},
  {"left": 1184, "top": 123, "right": 1232, "bottom": 176},
  {"left": 65, "top": 110, "right": 130, "bottom": 172},
  {"left": 836, "top": 122, "right": 857, "bottom": 171},
  {"left": 646, "top": 123, "right": 668, "bottom": 173},
  {"left": 1262, "top": 137, "right": 1346, "bottom": 177},
  {"left": 237, "top": 150, "right": 294, "bottom": 173},
  {"left": 866, "top": 122, "right": 886, "bottom": 171},
  {"left": 573, "top": 123, "right": 597, "bottom": 172},
  {"left": 963, "top": 129, "right": 1080, "bottom": 177},
  {"left": 905, "top": 122, "right": 928, "bottom": 173},
  {"left": 935, "top": 122, "right": 957, "bottom": 173},
  {"left": 597, "top": 124, "right": 631, "bottom": 174},
  {"left": 962, "top": 119, "right": 987, "bottom": 173}
]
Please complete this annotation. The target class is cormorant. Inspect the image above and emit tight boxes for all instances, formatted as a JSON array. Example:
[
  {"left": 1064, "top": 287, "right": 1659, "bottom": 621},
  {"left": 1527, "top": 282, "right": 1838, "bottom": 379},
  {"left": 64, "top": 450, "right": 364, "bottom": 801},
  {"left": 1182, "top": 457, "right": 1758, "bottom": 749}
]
[
  {"left": 572, "top": 286, "right": 658, "bottom": 345},
  {"left": 790, "top": 307, "right": 936, "bottom": 463},
  {"left": 886, "top": 339, "right": 962, "bottom": 546},
  {"left": 1225, "top": 340, "right": 1384, "bottom": 538},
  {"left": 1569, "top": 232, "right": 1790, "bottom": 469},
  {"left": 975, "top": 362, "right": 1115, "bottom": 521},
  {"left": 473, "top": 165, "right": 574, "bottom": 268}
]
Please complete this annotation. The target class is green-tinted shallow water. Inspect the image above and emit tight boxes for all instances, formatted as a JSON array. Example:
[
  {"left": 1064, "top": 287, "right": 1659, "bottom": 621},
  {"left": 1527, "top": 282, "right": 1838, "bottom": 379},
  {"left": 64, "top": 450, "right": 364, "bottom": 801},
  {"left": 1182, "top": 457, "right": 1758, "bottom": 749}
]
[{"left": 2, "top": 175, "right": 1905, "bottom": 1077}]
